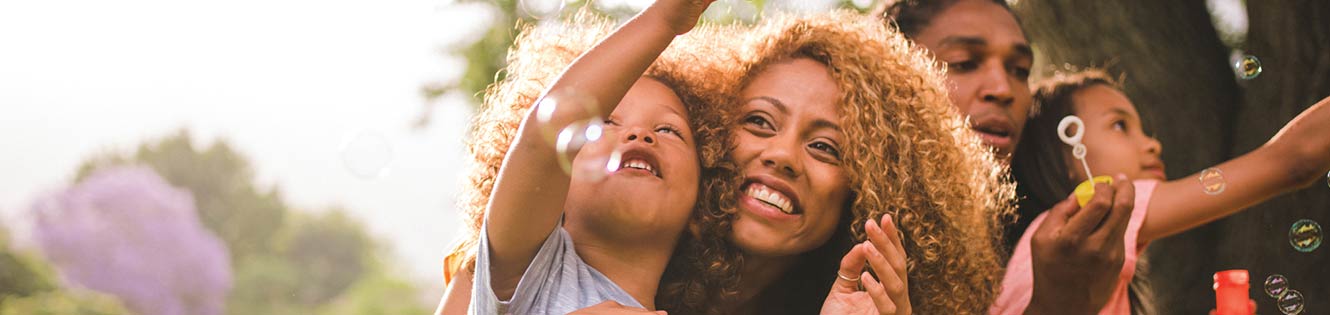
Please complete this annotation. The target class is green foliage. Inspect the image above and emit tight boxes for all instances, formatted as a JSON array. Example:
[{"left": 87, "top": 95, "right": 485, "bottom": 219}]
[
  {"left": 278, "top": 209, "right": 374, "bottom": 306},
  {"left": 0, "top": 290, "right": 132, "bottom": 315},
  {"left": 75, "top": 129, "right": 287, "bottom": 263}
]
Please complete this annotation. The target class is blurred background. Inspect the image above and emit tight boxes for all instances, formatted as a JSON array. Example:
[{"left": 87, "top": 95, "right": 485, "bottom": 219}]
[{"left": 0, "top": 0, "right": 1325, "bottom": 314}]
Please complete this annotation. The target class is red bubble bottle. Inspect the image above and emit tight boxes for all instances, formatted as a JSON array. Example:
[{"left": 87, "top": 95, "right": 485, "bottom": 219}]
[{"left": 1213, "top": 269, "right": 1253, "bottom": 315}]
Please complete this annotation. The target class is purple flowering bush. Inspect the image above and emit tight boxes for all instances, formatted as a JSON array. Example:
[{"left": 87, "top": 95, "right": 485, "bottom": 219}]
[{"left": 29, "top": 166, "right": 232, "bottom": 315}]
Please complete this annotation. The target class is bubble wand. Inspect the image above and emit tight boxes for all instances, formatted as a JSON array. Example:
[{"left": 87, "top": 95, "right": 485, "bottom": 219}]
[{"left": 1058, "top": 116, "right": 1114, "bottom": 206}]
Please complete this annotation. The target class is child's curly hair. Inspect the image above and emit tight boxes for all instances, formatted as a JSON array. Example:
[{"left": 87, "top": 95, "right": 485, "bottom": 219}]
[
  {"left": 442, "top": 11, "right": 734, "bottom": 285},
  {"left": 657, "top": 10, "right": 1017, "bottom": 314}
]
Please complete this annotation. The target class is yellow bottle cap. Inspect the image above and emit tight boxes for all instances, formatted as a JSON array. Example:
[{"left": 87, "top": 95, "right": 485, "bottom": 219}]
[{"left": 1074, "top": 176, "right": 1115, "bottom": 207}]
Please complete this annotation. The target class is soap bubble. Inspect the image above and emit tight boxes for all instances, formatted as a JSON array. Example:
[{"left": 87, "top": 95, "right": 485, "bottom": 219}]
[
  {"left": 535, "top": 93, "right": 601, "bottom": 147},
  {"left": 339, "top": 129, "right": 393, "bottom": 180},
  {"left": 1198, "top": 168, "right": 1226, "bottom": 195},
  {"left": 1277, "top": 289, "right": 1304, "bottom": 315},
  {"left": 1289, "top": 219, "right": 1322, "bottom": 253},
  {"left": 555, "top": 119, "right": 606, "bottom": 175},
  {"left": 851, "top": 0, "right": 876, "bottom": 10},
  {"left": 1264, "top": 274, "right": 1289, "bottom": 298},
  {"left": 1234, "top": 55, "right": 1262, "bottom": 80},
  {"left": 519, "top": 0, "right": 564, "bottom": 19}
]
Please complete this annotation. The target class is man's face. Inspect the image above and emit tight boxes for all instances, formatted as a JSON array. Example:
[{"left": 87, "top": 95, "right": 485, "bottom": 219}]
[{"left": 912, "top": 0, "right": 1033, "bottom": 161}]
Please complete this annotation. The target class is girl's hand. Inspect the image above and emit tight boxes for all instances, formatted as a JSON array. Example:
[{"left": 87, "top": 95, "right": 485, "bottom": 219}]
[
  {"left": 568, "top": 301, "right": 666, "bottom": 315},
  {"left": 643, "top": 0, "right": 716, "bottom": 35},
  {"left": 820, "top": 215, "right": 911, "bottom": 315}
]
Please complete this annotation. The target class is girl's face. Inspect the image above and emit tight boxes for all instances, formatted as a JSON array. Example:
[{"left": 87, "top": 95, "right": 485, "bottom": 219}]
[
  {"left": 564, "top": 77, "right": 699, "bottom": 240},
  {"left": 729, "top": 58, "right": 852, "bottom": 258},
  {"left": 1068, "top": 85, "right": 1166, "bottom": 182}
]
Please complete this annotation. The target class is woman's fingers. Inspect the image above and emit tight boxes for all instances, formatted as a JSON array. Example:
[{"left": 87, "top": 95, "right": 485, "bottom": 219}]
[
  {"left": 865, "top": 241, "right": 910, "bottom": 315},
  {"left": 861, "top": 271, "right": 901, "bottom": 315},
  {"left": 870, "top": 215, "right": 908, "bottom": 278},
  {"left": 833, "top": 243, "right": 869, "bottom": 293}
]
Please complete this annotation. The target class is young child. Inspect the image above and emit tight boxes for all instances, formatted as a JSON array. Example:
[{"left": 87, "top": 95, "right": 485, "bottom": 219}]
[
  {"left": 460, "top": 1, "right": 722, "bottom": 314},
  {"left": 995, "top": 69, "right": 1330, "bottom": 314}
]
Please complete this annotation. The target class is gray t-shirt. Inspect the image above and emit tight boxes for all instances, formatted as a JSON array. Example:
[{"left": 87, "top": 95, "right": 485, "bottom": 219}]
[{"left": 469, "top": 221, "right": 642, "bottom": 315}]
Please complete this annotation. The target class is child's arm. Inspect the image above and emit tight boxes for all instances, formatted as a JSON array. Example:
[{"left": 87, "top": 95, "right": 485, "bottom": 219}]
[
  {"left": 482, "top": 0, "right": 713, "bottom": 300},
  {"left": 1139, "top": 96, "right": 1330, "bottom": 245}
]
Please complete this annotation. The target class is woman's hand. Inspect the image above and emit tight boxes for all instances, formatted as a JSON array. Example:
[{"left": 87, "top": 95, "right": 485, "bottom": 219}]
[
  {"left": 820, "top": 215, "right": 911, "bottom": 315},
  {"left": 568, "top": 301, "right": 666, "bottom": 315}
]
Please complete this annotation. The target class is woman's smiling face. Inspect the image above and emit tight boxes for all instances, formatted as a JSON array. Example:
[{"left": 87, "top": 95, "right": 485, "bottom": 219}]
[{"left": 729, "top": 57, "right": 852, "bottom": 258}]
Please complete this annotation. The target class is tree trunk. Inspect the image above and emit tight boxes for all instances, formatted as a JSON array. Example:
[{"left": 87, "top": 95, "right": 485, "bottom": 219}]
[{"left": 1218, "top": 0, "right": 1330, "bottom": 313}]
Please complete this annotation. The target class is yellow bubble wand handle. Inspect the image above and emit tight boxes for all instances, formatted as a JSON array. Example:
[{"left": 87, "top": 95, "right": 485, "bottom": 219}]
[{"left": 1058, "top": 116, "right": 1113, "bottom": 206}]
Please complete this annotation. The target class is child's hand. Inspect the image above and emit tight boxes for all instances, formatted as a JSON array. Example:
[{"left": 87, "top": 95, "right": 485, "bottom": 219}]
[
  {"left": 644, "top": 0, "right": 716, "bottom": 35},
  {"left": 568, "top": 301, "right": 667, "bottom": 315},
  {"left": 820, "top": 215, "right": 911, "bottom": 315},
  {"left": 1026, "top": 176, "right": 1133, "bottom": 314}
]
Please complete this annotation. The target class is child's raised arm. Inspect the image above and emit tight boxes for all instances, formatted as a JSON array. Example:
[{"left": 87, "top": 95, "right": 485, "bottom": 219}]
[
  {"left": 482, "top": 0, "right": 713, "bottom": 299},
  {"left": 1139, "top": 96, "right": 1330, "bottom": 244}
]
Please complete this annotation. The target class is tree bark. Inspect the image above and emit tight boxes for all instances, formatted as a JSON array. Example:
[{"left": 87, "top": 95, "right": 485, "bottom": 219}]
[{"left": 1218, "top": 0, "right": 1330, "bottom": 313}]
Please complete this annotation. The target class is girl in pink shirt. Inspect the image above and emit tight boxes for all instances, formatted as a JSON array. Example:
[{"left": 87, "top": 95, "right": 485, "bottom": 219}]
[{"left": 995, "top": 69, "right": 1330, "bottom": 315}]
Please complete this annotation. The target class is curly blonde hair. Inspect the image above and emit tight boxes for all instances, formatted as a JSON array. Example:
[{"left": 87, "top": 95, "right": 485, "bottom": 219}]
[
  {"left": 442, "top": 11, "right": 734, "bottom": 287},
  {"left": 658, "top": 10, "right": 1017, "bottom": 314}
]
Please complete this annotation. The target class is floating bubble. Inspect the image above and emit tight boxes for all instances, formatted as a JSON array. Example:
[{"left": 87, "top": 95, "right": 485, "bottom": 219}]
[
  {"left": 851, "top": 0, "right": 876, "bottom": 10},
  {"left": 1289, "top": 219, "right": 1322, "bottom": 252},
  {"left": 519, "top": 0, "right": 564, "bottom": 19},
  {"left": 534, "top": 93, "right": 601, "bottom": 147},
  {"left": 555, "top": 119, "right": 606, "bottom": 175},
  {"left": 339, "top": 129, "right": 393, "bottom": 180},
  {"left": 1234, "top": 55, "right": 1262, "bottom": 80},
  {"left": 1264, "top": 274, "right": 1290, "bottom": 298},
  {"left": 1278, "top": 289, "right": 1304, "bottom": 315},
  {"left": 1198, "top": 168, "right": 1226, "bottom": 195}
]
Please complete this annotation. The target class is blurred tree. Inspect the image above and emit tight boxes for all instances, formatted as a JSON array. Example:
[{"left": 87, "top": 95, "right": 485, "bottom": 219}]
[
  {"left": 0, "top": 226, "right": 54, "bottom": 307},
  {"left": 0, "top": 290, "right": 132, "bottom": 315},
  {"left": 70, "top": 131, "right": 427, "bottom": 314},
  {"left": 75, "top": 130, "right": 287, "bottom": 263},
  {"left": 1016, "top": 0, "right": 1330, "bottom": 313},
  {"left": 30, "top": 166, "right": 232, "bottom": 315},
  {"left": 280, "top": 209, "right": 374, "bottom": 306}
]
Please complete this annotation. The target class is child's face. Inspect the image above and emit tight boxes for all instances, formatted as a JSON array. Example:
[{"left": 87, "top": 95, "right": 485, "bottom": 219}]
[
  {"left": 1069, "top": 85, "right": 1166, "bottom": 182},
  {"left": 729, "top": 58, "right": 851, "bottom": 258},
  {"left": 564, "top": 77, "right": 699, "bottom": 239}
]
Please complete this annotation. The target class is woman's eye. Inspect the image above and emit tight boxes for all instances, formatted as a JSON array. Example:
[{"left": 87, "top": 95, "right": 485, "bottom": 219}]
[
  {"left": 744, "top": 115, "right": 774, "bottom": 130},
  {"left": 810, "top": 142, "right": 840, "bottom": 159}
]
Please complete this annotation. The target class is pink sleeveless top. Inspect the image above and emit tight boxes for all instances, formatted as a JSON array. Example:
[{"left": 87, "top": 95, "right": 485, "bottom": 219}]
[{"left": 991, "top": 180, "right": 1158, "bottom": 315}]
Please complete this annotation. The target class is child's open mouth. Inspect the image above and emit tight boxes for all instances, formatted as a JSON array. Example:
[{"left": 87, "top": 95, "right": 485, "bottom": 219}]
[{"left": 614, "top": 147, "right": 661, "bottom": 178}]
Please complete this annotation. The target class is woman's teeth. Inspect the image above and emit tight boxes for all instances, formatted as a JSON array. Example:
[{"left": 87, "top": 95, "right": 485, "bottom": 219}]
[
  {"left": 621, "top": 159, "right": 657, "bottom": 176},
  {"left": 746, "top": 184, "right": 794, "bottom": 214}
]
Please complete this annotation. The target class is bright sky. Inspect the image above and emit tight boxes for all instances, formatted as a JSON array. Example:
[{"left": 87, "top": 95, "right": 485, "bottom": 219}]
[{"left": 0, "top": 0, "right": 497, "bottom": 297}]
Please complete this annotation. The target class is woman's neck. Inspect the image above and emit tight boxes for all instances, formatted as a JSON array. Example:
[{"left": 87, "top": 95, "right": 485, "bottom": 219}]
[
  {"left": 569, "top": 228, "right": 677, "bottom": 310},
  {"left": 722, "top": 251, "right": 799, "bottom": 314}
]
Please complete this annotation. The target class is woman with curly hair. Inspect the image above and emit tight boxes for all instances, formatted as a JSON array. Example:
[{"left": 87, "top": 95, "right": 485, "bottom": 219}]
[
  {"left": 655, "top": 10, "right": 1016, "bottom": 315},
  {"left": 441, "top": 8, "right": 1016, "bottom": 315}
]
